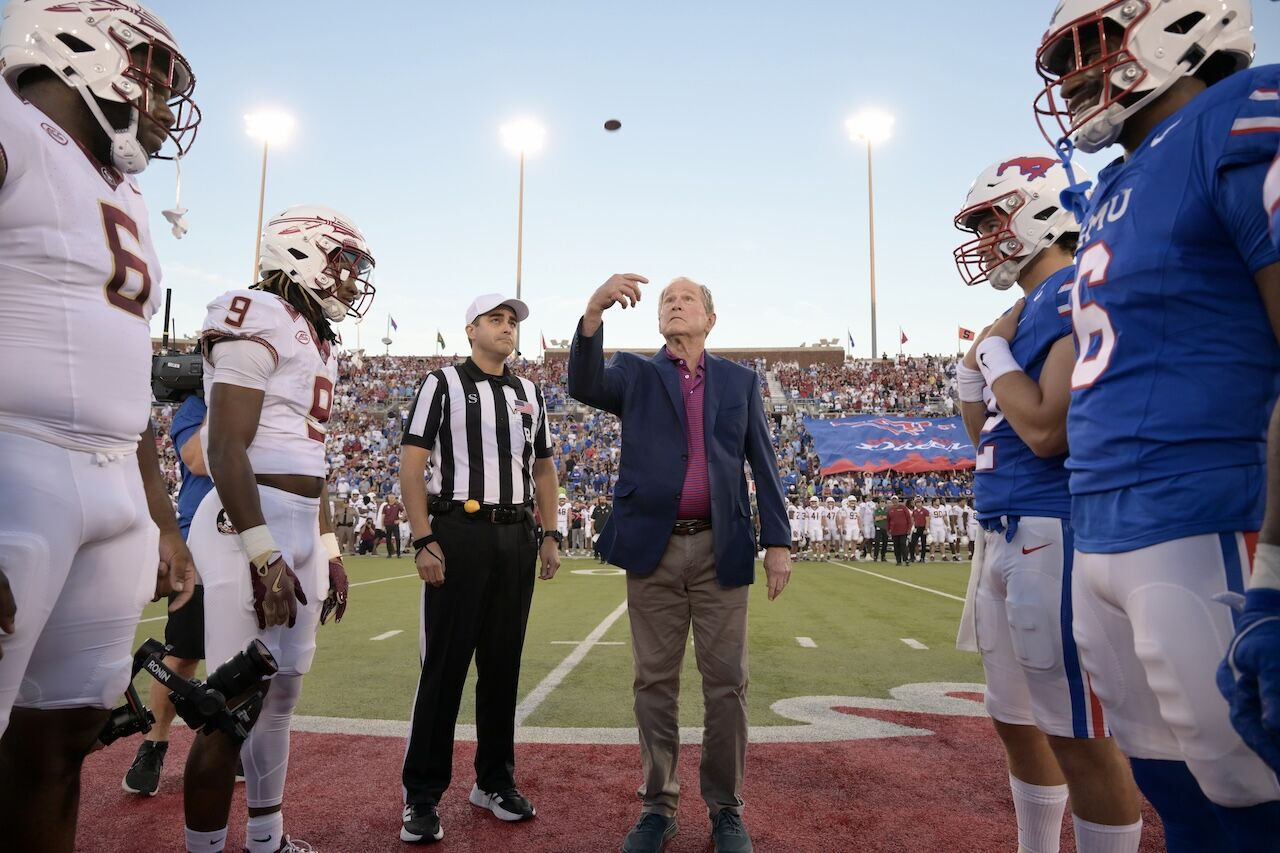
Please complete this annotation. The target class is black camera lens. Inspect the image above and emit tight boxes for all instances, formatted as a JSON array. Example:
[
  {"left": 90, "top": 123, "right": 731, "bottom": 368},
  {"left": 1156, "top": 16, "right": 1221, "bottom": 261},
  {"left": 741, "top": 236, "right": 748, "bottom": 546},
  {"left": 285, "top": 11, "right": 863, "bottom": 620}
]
[{"left": 206, "top": 639, "right": 278, "bottom": 700}]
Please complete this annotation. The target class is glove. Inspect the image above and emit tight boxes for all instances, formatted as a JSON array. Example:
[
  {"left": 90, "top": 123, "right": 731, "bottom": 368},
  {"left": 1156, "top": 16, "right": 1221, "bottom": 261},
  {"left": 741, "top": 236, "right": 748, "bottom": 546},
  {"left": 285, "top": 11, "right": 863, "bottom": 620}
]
[
  {"left": 1216, "top": 587, "right": 1280, "bottom": 773},
  {"left": 248, "top": 553, "right": 308, "bottom": 629},
  {"left": 321, "top": 557, "right": 348, "bottom": 625}
]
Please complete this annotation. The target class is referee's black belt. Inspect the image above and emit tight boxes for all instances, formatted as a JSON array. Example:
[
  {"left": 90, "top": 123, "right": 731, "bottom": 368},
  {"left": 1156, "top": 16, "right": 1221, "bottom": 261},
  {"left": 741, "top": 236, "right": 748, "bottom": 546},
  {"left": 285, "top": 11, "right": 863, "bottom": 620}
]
[
  {"left": 429, "top": 498, "right": 532, "bottom": 525},
  {"left": 672, "top": 519, "right": 712, "bottom": 536}
]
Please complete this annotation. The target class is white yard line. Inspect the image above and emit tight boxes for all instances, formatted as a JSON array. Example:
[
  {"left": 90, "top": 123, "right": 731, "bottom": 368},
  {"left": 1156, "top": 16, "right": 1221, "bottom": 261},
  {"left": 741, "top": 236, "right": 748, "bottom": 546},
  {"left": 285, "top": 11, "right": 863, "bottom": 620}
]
[
  {"left": 514, "top": 598, "right": 629, "bottom": 726},
  {"left": 351, "top": 573, "right": 418, "bottom": 588},
  {"left": 900, "top": 638, "right": 929, "bottom": 650},
  {"left": 370, "top": 630, "right": 403, "bottom": 641},
  {"left": 830, "top": 561, "right": 965, "bottom": 603},
  {"left": 551, "top": 640, "right": 624, "bottom": 645},
  {"left": 138, "top": 615, "right": 167, "bottom": 624},
  {"left": 796, "top": 636, "right": 817, "bottom": 648}
]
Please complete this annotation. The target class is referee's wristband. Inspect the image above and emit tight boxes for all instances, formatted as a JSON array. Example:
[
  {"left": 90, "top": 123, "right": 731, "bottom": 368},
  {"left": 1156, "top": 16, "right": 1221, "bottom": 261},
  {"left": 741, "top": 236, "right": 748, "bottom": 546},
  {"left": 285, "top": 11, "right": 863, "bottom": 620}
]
[
  {"left": 412, "top": 534, "right": 438, "bottom": 552},
  {"left": 976, "top": 336, "right": 1022, "bottom": 387}
]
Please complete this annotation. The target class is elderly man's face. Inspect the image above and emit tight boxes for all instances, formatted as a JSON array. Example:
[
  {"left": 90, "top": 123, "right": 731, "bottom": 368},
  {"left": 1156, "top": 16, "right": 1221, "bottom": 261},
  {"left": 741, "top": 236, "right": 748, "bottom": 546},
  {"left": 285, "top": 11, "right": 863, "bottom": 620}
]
[{"left": 658, "top": 281, "right": 715, "bottom": 340}]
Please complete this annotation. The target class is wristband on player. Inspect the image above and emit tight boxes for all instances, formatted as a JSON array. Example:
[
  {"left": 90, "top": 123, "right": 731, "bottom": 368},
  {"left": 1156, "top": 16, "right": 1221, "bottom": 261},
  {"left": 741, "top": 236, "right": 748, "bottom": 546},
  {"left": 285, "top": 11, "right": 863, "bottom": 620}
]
[
  {"left": 1251, "top": 542, "right": 1280, "bottom": 591},
  {"left": 956, "top": 364, "right": 986, "bottom": 404},
  {"left": 239, "top": 524, "right": 280, "bottom": 571},
  {"left": 412, "top": 534, "right": 438, "bottom": 552},
  {"left": 976, "top": 337, "right": 1022, "bottom": 387},
  {"left": 321, "top": 532, "right": 341, "bottom": 561}
]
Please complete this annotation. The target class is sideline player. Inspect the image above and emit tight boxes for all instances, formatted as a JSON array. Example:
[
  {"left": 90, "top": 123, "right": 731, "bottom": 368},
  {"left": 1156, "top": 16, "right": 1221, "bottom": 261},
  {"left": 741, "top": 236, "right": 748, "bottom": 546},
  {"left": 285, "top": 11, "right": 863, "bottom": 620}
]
[
  {"left": 182, "top": 206, "right": 375, "bottom": 853},
  {"left": 955, "top": 155, "right": 1141, "bottom": 852},
  {"left": 1036, "top": 1, "right": 1280, "bottom": 847},
  {"left": 788, "top": 500, "right": 803, "bottom": 559},
  {"left": 0, "top": 2, "right": 198, "bottom": 849}
]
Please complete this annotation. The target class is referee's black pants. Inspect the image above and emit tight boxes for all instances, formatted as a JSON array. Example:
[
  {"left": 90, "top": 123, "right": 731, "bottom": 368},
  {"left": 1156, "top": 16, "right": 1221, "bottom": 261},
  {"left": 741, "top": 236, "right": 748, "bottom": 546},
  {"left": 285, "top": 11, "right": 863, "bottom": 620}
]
[{"left": 402, "top": 511, "right": 538, "bottom": 806}]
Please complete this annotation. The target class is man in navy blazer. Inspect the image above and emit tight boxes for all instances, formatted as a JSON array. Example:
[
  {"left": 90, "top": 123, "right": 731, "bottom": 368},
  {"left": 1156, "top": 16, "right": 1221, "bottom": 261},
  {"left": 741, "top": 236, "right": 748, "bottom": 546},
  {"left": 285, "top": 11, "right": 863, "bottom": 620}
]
[{"left": 568, "top": 274, "right": 791, "bottom": 853}]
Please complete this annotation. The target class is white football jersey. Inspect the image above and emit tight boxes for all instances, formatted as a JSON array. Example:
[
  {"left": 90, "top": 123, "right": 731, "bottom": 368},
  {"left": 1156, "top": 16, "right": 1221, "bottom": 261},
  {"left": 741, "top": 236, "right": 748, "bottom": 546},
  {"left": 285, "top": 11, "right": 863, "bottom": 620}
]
[
  {"left": 930, "top": 506, "right": 946, "bottom": 525},
  {"left": 200, "top": 290, "right": 338, "bottom": 478},
  {"left": 806, "top": 507, "right": 821, "bottom": 524},
  {"left": 858, "top": 502, "right": 875, "bottom": 526},
  {"left": 556, "top": 503, "right": 569, "bottom": 531},
  {"left": 0, "top": 85, "right": 161, "bottom": 452}
]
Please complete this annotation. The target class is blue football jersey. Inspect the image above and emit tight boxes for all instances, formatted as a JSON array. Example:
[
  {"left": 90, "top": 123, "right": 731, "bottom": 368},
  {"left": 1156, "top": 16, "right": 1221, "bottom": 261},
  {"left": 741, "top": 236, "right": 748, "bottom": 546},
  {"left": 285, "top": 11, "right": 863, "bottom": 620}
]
[
  {"left": 1067, "top": 66, "right": 1280, "bottom": 553},
  {"left": 974, "top": 266, "right": 1074, "bottom": 522}
]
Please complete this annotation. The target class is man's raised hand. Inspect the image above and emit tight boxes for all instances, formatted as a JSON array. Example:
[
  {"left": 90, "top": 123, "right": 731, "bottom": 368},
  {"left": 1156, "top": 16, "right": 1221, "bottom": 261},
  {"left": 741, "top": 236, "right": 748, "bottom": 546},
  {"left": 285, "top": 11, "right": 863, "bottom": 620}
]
[{"left": 583, "top": 274, "right": 649, "bottom": 334}]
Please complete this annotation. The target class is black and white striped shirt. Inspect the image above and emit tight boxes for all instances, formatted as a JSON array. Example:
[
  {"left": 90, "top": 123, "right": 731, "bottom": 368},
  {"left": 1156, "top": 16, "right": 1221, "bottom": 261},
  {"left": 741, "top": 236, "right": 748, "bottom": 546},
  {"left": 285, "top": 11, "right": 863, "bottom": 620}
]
[{"left": 402, "top": 358, "right": 552, "bottom": 505}]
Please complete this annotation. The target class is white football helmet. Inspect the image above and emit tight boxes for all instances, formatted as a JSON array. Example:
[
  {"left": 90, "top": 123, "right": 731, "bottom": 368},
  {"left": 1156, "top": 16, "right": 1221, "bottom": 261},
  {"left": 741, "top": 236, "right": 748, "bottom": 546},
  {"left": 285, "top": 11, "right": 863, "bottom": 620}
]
[
  {"left": 954, "top": 156, "right": 1088, "bottom": 290},
  {"left": 1034, "top": 0, "right": 1253, "bottom": 153},
  {"left": 0, "top": 0, "right": 200, "bottom": 173},
  {"left": 259, "top": 205, "right": 376, "bottom": 323}
]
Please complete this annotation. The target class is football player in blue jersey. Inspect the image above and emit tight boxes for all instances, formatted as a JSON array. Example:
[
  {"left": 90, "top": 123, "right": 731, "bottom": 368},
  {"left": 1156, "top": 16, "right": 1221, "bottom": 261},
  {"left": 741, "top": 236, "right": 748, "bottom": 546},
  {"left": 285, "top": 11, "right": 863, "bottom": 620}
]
[
  {"left": 954, "top": 156, "right": 1143, "bottom": 853},
  {"left": 1035, "top": 1, "right": 1280, "bottom": 850}
]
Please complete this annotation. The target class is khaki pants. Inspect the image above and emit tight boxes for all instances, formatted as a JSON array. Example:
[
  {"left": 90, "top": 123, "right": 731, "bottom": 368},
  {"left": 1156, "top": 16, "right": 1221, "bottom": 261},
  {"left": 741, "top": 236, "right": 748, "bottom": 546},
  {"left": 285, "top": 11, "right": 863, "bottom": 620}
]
[{"left": 627, "top": 528, "right": 748, "bottom": 818}]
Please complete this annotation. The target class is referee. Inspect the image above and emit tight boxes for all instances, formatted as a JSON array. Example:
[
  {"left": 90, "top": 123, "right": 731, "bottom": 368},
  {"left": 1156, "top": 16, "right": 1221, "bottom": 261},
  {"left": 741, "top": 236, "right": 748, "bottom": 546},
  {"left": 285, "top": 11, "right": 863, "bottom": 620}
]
[{"left": 397, "top": 293, "right": 562, "bottom": 845}]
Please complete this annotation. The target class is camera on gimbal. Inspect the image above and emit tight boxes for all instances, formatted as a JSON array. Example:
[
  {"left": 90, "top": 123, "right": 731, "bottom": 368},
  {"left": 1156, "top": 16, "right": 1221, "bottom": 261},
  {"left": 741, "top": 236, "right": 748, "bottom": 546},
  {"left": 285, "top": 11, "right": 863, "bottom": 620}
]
[
  {"left": 151, "top": 287, "right": 204, "bottom": 405},
  {"left": 99, "top": 638, "right": 278, "bottom": 746}
]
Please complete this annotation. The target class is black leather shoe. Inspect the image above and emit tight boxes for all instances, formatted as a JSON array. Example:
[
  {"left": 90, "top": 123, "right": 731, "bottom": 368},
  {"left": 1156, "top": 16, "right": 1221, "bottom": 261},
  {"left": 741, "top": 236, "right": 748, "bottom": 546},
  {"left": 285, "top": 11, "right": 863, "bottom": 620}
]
[
  {"left": 711, "top": 810, "right": 753, "bottom": 853},
  {"left": 621, "top": 812, "right": 677, "bottom": 853}
]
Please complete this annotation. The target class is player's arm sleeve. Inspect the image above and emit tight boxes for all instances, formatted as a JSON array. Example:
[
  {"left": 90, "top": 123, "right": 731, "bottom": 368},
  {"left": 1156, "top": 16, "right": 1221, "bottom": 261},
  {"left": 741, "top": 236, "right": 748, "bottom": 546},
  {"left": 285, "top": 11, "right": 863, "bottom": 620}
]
[
  {"left": 533, "top": 384, "right": 553, "bottom": 459},
  {"left": 403, "top": 371, "right": 446, "bottom": 450},
  {"left": 207, "top": 339, "right": 275, "bottom": 391},
  {"left": 1213, "top": 85, "right": 1280, "bottom": 273}
]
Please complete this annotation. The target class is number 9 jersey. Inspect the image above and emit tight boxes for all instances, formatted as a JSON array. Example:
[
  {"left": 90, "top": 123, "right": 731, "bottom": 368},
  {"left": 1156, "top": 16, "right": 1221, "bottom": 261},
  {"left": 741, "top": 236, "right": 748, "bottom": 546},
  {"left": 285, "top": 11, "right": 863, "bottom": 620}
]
[
  {"left": 0, "top": 83, "right": 160, "bottom": 452},
  {"left": 199, "top": 289, "right": 336, "bottom": 478},
  {"left": 1066, "top": 65, "right": 1280, "bottom": 553}
]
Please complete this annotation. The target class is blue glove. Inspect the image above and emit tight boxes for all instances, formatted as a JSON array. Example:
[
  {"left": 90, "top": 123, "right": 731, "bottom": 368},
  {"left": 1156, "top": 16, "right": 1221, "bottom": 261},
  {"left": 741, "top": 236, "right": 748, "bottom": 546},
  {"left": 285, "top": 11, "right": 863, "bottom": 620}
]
[{"left": 1217, "top": 587, "right": 1280, "bottom": 773}]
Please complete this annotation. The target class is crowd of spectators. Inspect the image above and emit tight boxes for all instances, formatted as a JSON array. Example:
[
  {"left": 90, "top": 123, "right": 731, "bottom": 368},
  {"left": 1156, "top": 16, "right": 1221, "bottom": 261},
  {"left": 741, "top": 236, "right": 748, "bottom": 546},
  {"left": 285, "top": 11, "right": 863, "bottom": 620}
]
[
  {"left": 151, "top": 352, "right": 973, "bottom": 510},
  {"left": 776, "top": 354, "right": 959, "bottom": 416}
]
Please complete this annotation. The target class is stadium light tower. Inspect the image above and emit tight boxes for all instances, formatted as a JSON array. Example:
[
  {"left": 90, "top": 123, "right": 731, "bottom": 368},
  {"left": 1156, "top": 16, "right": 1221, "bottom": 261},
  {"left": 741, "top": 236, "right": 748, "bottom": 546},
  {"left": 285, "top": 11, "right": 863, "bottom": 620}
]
[
  {"left": 845, "top": 108, "right": 894, "bottom": 360},
  {"left": 245, "top": 109, "right": 296, "bottom": 284},
  {"left": 500, "top": 117, "right": 546, "bottom": 358}
]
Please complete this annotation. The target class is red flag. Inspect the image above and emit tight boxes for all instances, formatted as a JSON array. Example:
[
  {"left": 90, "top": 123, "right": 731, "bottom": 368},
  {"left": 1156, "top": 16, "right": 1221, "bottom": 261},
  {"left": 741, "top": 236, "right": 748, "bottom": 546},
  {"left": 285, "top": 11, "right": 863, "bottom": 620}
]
[
  {"left": 958, "top": 326, "right": 976, "bottom": 341},
  {"left": 541, "top": 331, "right": 547, "bottom": 351},
  {"left": 900, "top": 329, "right": 908, "bottom": 345}
]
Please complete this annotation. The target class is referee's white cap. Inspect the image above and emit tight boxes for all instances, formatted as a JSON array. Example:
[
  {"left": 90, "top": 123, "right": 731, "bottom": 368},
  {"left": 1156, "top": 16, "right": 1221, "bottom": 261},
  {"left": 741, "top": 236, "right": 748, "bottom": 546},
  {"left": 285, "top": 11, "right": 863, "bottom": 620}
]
[{"left": 466, "top": 293, "right": 530, "bottom": 325}]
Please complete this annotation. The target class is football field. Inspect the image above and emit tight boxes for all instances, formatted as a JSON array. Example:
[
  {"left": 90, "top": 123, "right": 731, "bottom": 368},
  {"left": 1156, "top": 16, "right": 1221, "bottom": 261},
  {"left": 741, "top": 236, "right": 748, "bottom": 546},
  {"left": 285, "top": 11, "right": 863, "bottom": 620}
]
[{"left": 76, "top": 556, "right": 1165, "bottom": 851}]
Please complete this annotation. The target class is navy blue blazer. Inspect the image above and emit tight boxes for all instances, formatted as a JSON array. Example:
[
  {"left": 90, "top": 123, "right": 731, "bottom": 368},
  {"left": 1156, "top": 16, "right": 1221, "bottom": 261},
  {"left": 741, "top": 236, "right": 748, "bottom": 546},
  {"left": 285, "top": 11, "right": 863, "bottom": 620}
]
[{"left": 567, "top": 319, "right": 791, "bottom": 586}]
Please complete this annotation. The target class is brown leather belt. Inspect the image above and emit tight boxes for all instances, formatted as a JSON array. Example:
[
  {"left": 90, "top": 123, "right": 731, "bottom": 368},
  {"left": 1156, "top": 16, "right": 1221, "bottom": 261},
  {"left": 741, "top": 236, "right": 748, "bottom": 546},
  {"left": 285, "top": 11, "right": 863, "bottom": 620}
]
[{"left": 672, "top": 519, "right": 712, "bottom": 536}]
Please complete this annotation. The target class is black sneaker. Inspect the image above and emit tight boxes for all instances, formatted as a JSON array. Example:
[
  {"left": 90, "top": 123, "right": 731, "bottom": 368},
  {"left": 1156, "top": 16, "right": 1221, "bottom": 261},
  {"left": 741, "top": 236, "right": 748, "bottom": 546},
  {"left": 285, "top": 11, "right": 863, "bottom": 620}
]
[
  {"left": 622, "top": 813, "right": 678, "bottom": 853},
  {"left": 122, "top": 740, "right": 167, "bottom": 796},
  {"left": 469, "top": 784, "right": 536, "bottom": 821},
  {"left": 400, "top": 803, "right": 443, "bottom": 843},
  {"left": 710, "top": 810, "right": 753, "bottom": 853}
]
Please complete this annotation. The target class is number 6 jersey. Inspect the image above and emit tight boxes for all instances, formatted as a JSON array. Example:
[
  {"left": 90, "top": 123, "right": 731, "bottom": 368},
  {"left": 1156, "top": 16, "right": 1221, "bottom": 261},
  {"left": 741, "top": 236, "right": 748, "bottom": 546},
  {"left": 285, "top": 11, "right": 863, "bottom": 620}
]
[
  {"left": 0, "top": 84, "right": 161, "bottom": 452},
  {"left": 1066, "top": 65, "right": 1280, "bottom": 553},
  {"left": 200, "top": 289, "right": 336, "bottom": 478}
]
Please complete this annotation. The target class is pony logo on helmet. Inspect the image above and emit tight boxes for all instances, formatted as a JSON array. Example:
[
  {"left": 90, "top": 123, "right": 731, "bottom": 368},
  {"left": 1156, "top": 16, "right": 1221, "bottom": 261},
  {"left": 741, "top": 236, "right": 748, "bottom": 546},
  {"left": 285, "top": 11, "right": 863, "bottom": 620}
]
[
  {"left": 954, "top": 156, "right": 1088, "bottom": 291},
  {"left": 0, "top": 0, "right": 201, "bottom": 173},
  {"left": 1033, "top": 0, "right": 1253, "bottom": 153},
  {"left": 996, "top": 156, "right": 1058, "bottom": 181},
  {"left": 259, "top": 205, "right": 376, "bottom": 324}
]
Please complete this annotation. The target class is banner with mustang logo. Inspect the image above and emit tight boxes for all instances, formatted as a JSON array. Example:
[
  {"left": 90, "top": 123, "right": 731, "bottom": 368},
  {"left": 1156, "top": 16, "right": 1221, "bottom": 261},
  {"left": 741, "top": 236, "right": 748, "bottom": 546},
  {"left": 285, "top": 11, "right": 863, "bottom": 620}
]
[{"left": 802, "top": 415, "right": 975, "bottom": 474}]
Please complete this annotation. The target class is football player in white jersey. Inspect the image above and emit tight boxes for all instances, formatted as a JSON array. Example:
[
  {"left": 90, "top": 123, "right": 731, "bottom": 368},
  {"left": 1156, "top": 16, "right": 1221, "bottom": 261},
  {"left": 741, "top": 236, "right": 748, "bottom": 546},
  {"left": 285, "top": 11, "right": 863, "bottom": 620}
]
[
  {"left": 787, "top": 501, "right": 803, "bottom": 557},
  {"left": 805, "top": 496, "right": 823, "bottom": 558},
  {"left": 555, "top": 494, "right": 570, "bottom": 553},
  {"left": 181, "top": 206, "right": 375, "bottom": 853},
  {"left": 928, "top": 499, "right": 948, "bottom": 561},
  {"left": 0, "top": 3, "right": 199, "bottom": 849}
]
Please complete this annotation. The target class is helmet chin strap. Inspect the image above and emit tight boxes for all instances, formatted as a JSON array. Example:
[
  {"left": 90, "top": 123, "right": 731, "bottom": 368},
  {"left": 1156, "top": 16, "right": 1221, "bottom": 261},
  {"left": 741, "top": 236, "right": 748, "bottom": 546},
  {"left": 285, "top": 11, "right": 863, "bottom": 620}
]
[
  {"left": 298, "top": 280, "right": 348, "bottom": 323},
  {"left": 162, "top": 154, "right": 189, "bottom": 239},
  {"left": 75, "top": 87, "right": 149, "bottom": 174}
]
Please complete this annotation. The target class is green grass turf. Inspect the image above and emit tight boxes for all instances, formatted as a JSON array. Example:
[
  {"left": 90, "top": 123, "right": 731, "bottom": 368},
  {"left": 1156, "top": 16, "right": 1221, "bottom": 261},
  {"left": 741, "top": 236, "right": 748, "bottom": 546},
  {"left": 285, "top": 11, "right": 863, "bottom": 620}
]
[{"left": 130, "top": 556, "right": 985, "bottom": 729}]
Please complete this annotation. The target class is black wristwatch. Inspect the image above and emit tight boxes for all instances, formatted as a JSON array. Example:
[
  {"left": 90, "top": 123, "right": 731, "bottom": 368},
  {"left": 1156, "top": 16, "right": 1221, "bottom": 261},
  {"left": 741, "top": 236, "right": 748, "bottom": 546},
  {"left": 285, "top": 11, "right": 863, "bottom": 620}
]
[{"left": 541, "top": 530, "right": 564, "bottom": 545}]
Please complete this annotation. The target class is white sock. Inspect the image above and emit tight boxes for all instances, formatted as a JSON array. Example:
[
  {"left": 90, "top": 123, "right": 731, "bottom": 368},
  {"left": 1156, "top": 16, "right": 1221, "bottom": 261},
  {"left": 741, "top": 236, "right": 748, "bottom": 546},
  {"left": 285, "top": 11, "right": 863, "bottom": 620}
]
[
  {"left": 1073, "top": 815, "right": 1142, "bottom": 853},
  {"left": 245, "top": 812, "right": 284, "bottom": 853},
  {"left": 1009, "top": 774, "right": 1068, "bottom": 853},
  {"left": 186, "top": 827, "right": 227, "bottom": 853}
]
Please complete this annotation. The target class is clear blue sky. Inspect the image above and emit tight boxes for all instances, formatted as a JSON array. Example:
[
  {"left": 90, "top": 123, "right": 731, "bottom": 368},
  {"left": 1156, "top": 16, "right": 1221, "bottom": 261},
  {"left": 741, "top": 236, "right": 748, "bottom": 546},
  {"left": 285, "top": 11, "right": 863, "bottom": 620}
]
[{"left": 136, "top": 1, "right": 1280, "bottom": 357}]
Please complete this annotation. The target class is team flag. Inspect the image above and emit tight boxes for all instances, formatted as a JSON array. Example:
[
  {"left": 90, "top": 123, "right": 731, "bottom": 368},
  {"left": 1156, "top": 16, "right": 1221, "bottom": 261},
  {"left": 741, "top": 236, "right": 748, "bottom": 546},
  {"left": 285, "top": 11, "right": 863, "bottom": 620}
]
[
  {"left": 900, "top": 328, "right": 908, "bottom": 345},
  {"left": 847, "top": 329, "right": 856, "bottom": 350},
  {"left": 389, "top": 315, "right": 399, "bottom": 331},
  {"left": 436, "top": 330, "right": 446, "bottom": 349},
  {"left": 541, "top": 331, "right": 548, "bottom": 351},
  {"left": 958, "top": 326, "right": 975, "bottom": 341}
]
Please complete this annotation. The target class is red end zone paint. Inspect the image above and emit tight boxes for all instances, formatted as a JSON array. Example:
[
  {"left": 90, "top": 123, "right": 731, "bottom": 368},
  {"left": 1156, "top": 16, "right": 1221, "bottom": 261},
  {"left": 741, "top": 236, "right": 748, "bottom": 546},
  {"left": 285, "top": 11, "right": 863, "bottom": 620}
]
[{"left": 77, "top": 710, "right": 1165, "bottom": 852}]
